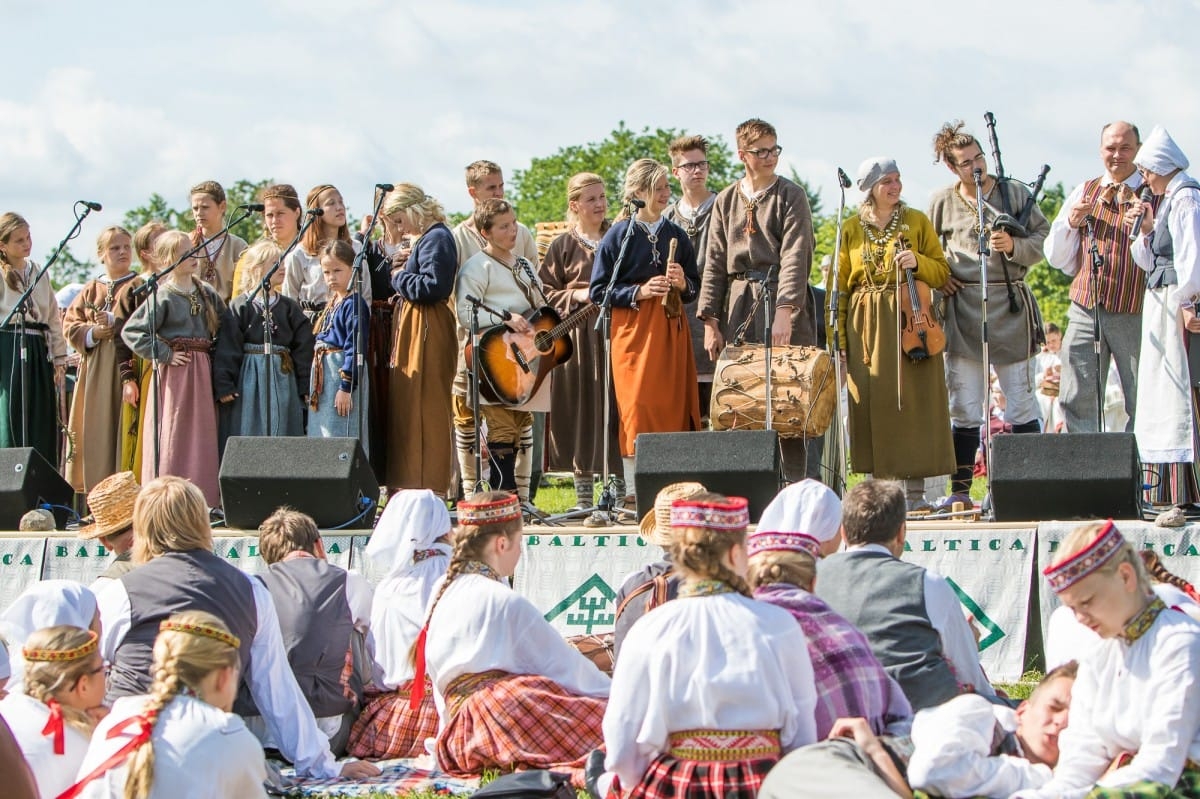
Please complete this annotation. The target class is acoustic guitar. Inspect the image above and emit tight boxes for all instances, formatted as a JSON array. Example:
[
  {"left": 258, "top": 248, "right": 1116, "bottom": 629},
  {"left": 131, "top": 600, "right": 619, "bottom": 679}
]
[{"left": 465, "top": 303, "right": 599, "bottom": 406}]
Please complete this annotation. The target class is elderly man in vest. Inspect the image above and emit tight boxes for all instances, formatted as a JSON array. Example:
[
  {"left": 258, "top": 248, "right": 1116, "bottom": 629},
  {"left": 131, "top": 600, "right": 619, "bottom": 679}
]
[
  {"left": 1128, "top": 126, "right": 1200, "bottom": 506},
  {"left": 94, "top": 476, "right": 379, "bottom": 780},
  {"left": 245, "top": 507, "right": 373, "bottom": 756},
  {"left": 816, "top": 479, "right": 994, "bottom": 711},
  {"left": 1044, "top": 121, "right": 1146, "bottom": 433}
]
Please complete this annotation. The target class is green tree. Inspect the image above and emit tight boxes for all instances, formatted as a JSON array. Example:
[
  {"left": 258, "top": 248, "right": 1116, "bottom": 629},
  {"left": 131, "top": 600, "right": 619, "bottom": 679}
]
[
  {"left": 510, "top": 122, "right": 742, "bottom": 226},
  {"left": 1024, "top": 182, "right": 1073, "bottom": 330},
  {"left": 46, "top": 244, "right": 98, "bottom": 289}
]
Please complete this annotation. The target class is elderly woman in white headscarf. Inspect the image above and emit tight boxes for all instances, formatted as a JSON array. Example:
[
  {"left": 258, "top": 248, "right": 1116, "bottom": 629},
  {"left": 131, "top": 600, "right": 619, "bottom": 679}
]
[
  {"left": 346, "top": 489, "right": 452, "bottom": 759},
  {"left": 0, "top": 581, "right": 99, "bottom": 693},
  {"left": 1128, "top": 125, "right": 1200, "bottom": 506},
  {"left": 835, "top": 158, "right": 952, "bottom": 510}
]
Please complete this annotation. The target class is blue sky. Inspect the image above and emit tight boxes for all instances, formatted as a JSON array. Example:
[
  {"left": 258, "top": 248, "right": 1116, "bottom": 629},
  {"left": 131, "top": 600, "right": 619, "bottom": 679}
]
[{"left": 3, "top": 0, "right": 1199, "bottom": 272}]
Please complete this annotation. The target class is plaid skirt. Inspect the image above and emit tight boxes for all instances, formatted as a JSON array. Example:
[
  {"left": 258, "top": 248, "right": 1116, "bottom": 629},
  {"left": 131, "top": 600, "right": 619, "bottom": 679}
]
[
  {"left": 610, "top": 729, "right": 780, "bottom": 799},
  {"left": 346, "top": 678, "right": 439, "bottom": 759},
  {"left": 435, "top": 671, "right": 606, "bottom": 787},
  {"left": 1085, "top": 765, "right": 1200, "bottom": 798}
]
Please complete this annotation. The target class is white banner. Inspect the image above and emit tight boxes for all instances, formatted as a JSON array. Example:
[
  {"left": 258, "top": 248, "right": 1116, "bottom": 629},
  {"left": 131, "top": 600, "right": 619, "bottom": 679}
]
[
  {"left": 214, "top": 535, "right": 356, "bottom": 575},
  {"left": 41, "top": 538, "right": 116, "bottom": 585},
  {"left": 0, "top": 538, "right": 48, "bottom": 612}
]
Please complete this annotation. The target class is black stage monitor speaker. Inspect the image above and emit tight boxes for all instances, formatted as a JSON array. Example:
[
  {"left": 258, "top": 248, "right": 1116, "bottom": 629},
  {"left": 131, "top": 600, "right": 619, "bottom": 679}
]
[
  {"left": 0, "top": 448, "right": 73, "bottom": 529},
  {"left": 991, "top": 432, "right": 1141, "bottom": 522},
  {"left": 220, "top": 437, "right": 377, "bottom": 530},
  {"left": 634, "top": 430, "right": 781, "bottom": 523}
]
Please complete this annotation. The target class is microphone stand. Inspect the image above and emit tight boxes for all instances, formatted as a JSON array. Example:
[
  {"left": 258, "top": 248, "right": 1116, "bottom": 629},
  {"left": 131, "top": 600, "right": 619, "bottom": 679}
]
[
  {"left": 250, "top": 209, "right": 322, "bottom": 437},
  {"left": 587, "top": 202, "right": 641, "bottom": 527},
  {"left": 973, "top": 168, "right": 994, "bottom": 511},
  {"left": 1, "top": 202, "right": 96, "bottom": 456},
  {"left": 465, "top": 294, "right": 508, "bottom": 498},
  {"left": 345, "top": 191, "right": 389, "bottom": 444},
  {"left": 826, "top": 171, "right": 851, "bottom": 495},
  {"left": 1083, "top": 214, "right": 1106, "bottom": 432},
  {"left": 133, "top": 205, "right": 256, "bottom": 476}
]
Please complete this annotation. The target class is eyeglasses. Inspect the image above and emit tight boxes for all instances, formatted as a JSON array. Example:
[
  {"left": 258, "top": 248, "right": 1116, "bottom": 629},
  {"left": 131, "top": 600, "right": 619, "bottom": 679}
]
[
  {"left": 956, "top": 153, "right": 987, "bottom": 170},
  {"left": 743, "top": 145, "right": 783, "bottom": 159},
  {"left": 675, "top": 160, "right": 709, "bottom": 172}
]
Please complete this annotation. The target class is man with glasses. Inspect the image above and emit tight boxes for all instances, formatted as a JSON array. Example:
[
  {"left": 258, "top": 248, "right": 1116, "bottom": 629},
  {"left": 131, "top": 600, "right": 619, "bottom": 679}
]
[
  {"left": 698, "top": 118, "right": 819, "bottom": 483},
  {"left": 665, "top": 134, "right": 719, "bottom": 414},
  {"left": 928, "top": 121, "right": 1050, "bottom": 510}
]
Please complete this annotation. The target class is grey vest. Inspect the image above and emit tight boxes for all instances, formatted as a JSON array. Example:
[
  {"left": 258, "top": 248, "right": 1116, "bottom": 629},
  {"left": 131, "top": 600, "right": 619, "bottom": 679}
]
[
  {"left": 816, "top": 550, "right": 959, "bottom": 711},
  {"left": 1148, "top": 178, "right": 1200, "bottom": 289},
  {"left": 109, "top": 550, "right": 257, "bottom": 703},
  {"left": 252, "top": 558, "right": 359, "bottom": 718}
]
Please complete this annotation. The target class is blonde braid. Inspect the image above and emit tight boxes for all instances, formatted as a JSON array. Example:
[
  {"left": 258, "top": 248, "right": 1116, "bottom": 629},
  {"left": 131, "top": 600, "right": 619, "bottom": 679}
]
[
  {"left": 21, "top": 626, "right": 100, "bottom": 738},
  {"left": 123, "top": 649, "right": 182, "bottom": 799},
  {"left": 671, "top": 524, "right": 753, "bottom": 598}
]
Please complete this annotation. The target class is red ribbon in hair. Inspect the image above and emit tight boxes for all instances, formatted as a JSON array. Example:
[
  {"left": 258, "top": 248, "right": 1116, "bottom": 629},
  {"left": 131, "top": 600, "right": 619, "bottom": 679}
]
[
  {"left": 41, "top": 699, "right": 65, "bottom": 755},
  {"left": 55, "top": 712, "right": 156, "bottom": 799},
  {"left": 408, "top": 625, "right": 428, "bottom": 711}
]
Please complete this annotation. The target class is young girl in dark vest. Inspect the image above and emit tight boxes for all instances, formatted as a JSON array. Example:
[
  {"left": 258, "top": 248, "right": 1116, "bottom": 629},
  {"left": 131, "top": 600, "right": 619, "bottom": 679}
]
[
  {"left": 601, "top": 493, "right": 817, "bottom": 799},
  {"left": 120, "top": 230, "right": 235, "bottom": 507},
  {"left": 347, "top": 488, "right": 450, "bottom": 759},
  {"left": 412, "top": 491, "right": 609, "bottom": 786},
  {"left": 0, "top": 626, "right": 106, "bottom": 799},
  {"left": 227, "top": 240, "right": 314, "bottom": 437},
  {"left": 63, "top": 611, "right": 267, "bottom": 798},
  {"left": 307, "top": 240, "right": 369, "bottom": 452}
]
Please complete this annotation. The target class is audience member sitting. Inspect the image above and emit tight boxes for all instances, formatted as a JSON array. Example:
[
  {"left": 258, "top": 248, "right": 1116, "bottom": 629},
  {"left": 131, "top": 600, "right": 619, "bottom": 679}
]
[
  {"left": 416, "top": 491, "right": 609, "bottom": 787},
  {"left": 612, "top": 481, "right": 706, "bottom": 660},
  {"left": 94, "top": 475, "right": 378, "bottom": 780},
  {"left": 747, "top": 479, "right": 912, "bottom": 739},
  {"left": 66, "top": 611, "right": 269, "bottom": 798},
  {"left": 0, "top": 580, "right": 100, "bottom": 694},
  {"left": 77, "top": 471, "right": 141, "bottom": 589},
  {"left": 756, "top": 478, "right": 845, "bottom": 557},
  {"left": 245, "top": 507, "right": 372, "bottom": 756},
  {"left": 348, "top": 489, "right": 450, "bottom": 759},
  {"left": 908, "top": 661, "right": 1077, "bottom": 798},
  {"left": 817, "top": 479, "right": 994, "bottom": 711},
  {"left": 0, "top": 625, "right": 106, "bottom": 798},
  {"left": 1014, "top": 521, "right": 1200, "bottom": 798}
]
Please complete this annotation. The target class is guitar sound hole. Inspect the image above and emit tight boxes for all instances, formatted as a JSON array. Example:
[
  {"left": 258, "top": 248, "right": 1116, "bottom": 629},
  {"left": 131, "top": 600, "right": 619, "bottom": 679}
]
[{"left": 534, "top": 332, "right": 552, "bottom": 352}]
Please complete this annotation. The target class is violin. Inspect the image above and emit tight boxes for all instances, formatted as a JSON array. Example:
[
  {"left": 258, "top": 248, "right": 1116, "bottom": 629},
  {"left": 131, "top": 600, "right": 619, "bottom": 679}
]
[{"left": 896, "top": 233, "right": 946, "bottom": 361}]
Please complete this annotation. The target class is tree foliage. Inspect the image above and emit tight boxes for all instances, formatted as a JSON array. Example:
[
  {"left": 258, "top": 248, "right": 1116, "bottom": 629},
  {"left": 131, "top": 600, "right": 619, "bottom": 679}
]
[
  {"left": 1023, "top": 181, "right": 1072, "bottom": 330},
  {"left": 510, "top": 122, "right": 743, "bottom": 226}
]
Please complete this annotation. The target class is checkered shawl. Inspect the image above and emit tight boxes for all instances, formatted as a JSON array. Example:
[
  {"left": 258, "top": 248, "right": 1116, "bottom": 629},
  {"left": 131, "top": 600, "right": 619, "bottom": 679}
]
[
  {"left": 346, "top": 677, "right": 440, "bottom": 759},
  {"left": 1083, "top": 765, "right": 1200, "bottom": 798},
  {"left": 608, "top": 752, "right": 776, "bottom": 799},
  {"left": 754, "top": 583, "right": 911, "bottom": 738},
  {"left": 435, "top": 672, "right": 606, "bottom": 788}
]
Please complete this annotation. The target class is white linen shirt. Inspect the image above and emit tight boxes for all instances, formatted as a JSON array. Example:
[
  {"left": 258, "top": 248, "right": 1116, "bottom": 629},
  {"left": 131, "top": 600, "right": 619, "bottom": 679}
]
[
  {"left": 369, "top": 542, "right": 451, "bottom": 688},
  {"left": 1131, "top": 171, "right": 1200, "bottom": 311},
  {"left": 602, "top": 591, "right": 819, "bottom": 793},
  {"left": 282, "top": 240, "right": 369, "bottom": 305},
  {"left": 0, "top": 691, "right": 91, "bottom": 799},
  {"left": 1044, "top": 173, "right": 1144, "bottom": 277}
]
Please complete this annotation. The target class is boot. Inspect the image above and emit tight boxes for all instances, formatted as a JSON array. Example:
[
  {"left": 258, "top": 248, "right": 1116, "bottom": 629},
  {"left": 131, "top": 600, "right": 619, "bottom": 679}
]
[
  {"left": 949, "top": 426, "right": 981, "bottom": 498},
  {"left": 488, "top": 442, "right": 517, "bottom": 494}
]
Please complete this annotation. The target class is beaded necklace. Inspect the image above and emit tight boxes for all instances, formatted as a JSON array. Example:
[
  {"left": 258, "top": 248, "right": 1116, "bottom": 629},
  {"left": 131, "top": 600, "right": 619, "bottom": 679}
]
[
  {"left": 861, "top": 204, "right": 905, "bottom": 277},
  {"left": 459, "top": 559, "right": 506, "bottom": 584},
  {"left": 954, "top": 182, "right": 987, "bottom": 236},
  {"left": 166, "top": 280, "right": 203, "bottom": 316},
  {"left": 679, "top": 579, "right": 735, "bottom": 598},
  {"left": 570, "top": 227, "right": 600, "bottom": 253}
]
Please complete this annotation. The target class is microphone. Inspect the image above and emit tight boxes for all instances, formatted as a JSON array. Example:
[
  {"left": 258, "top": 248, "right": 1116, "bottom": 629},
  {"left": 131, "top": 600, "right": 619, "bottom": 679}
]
[
  {"left": 238, "top": 203, "right": 265, "bottom": 212},
  {"left": 837, "top": 168, "right": 851, "bottom": 189},
  {"left": 80, "top": 201, "right": 102, "bottom": 211},
  {"left": 627, "top": 198, "right": 646, "bottom": 209},
  {"left": 306, "top": 208, "right": 325, "bottom": 216},
  {"left": 375, "top": 183, "right": 395, "bottom": 192},
  {"left": 972, "top": 168, "right": 984, "bottom": 187},
  {"left": 1129, "top": 185, "right": 1154, "bottom": 238}
]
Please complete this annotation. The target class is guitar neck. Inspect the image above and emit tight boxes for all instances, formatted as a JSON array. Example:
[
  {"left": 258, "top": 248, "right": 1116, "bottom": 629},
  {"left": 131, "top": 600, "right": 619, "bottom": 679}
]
[{"left": 548, "top": 303, "right": 599, "bottom": 340}]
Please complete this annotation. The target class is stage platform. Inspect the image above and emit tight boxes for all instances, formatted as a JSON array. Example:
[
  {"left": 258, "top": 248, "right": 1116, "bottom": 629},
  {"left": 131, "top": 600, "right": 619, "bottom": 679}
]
[{"left": 4, "top": 518, "right": 1198, "bottom": 682}]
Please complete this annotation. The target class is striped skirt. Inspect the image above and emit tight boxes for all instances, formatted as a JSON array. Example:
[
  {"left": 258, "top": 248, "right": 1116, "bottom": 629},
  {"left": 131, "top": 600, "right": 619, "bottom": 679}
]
[
  {"left": 435, "top": 670, "right": 605, "bottom": 787},
  {"left": 612, "top": 730, "right": 780, "bottom": 799},
  {"left": 346, "top": 678, "right": 439, "bottom": 760}
]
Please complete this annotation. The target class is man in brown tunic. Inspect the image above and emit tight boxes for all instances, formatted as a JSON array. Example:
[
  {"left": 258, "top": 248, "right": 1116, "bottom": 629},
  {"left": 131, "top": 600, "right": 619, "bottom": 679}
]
[{"left": 698, "top": 118, "right": 820, "bottom": 483}]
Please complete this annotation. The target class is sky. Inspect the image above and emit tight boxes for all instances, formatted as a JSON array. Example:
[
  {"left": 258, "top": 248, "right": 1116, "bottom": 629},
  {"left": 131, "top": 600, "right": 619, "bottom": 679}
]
[{"left": 3, "top": 0, "right": 1199, "bottom": 277}]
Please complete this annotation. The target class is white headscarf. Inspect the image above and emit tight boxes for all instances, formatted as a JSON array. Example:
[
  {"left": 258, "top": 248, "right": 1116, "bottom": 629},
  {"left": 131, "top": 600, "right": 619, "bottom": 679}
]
[
  {"left": 366, "top": 490, "right": 452, "bottom": 582},
  {"left": 856, "top": 157, "right": 900, "bottom": 193},
  {"left": 756, "top": 479, "right": 843, "bottom": 545},
  {"left": 366, "top": 490, "right": 452, "bottom": 689},
  {"left": 0, "top": 581, "right": 98, "bottom": 693},
  {"left": 1135, "top": 125, "right": 1190, "bottom": 176}
]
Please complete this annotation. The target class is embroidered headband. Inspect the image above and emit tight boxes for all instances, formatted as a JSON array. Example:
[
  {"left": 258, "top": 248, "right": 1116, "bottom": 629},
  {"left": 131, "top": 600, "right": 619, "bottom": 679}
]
[
  {"left": 159, "top": 619, "right": 241, "bottom": 650},
  {"left": 23, "top": 630, "right": 99, "bottom": 663},
  {"left": 457, "top": 494, "right": 522, "bottom": 526},
  {"left": 670, "top": 496, "right": 750, "bottom": 531},
  {"left": 746, "top": 530, "right": 822, "bottom": 560},
  {"left": 1043, "top": 520, "right": 1126, "bottom": 594}
]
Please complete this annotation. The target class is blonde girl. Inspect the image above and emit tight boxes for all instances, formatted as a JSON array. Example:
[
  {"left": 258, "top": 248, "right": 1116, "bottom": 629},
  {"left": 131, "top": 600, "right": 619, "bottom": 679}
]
[
  {"left": 120, "top": 230, "right": 235, "bottom": 507},
  {"left": 65, "top": 611, "right": 267, "bottom": 798},
  {"left": 64, "top": 226, "right": 142, "bottom": 491},
  {"left": 0, "top": 625, "right": 106, "bottom": 798}
]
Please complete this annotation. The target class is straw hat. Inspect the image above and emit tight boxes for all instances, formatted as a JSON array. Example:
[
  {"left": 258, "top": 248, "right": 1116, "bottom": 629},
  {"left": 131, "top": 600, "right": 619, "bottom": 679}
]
[
  {"left": 639, "top": 482, "right": 707, "bottom": 547},
  {"left": 78, "top": 471, "right": 141, "bottom": 540}
]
